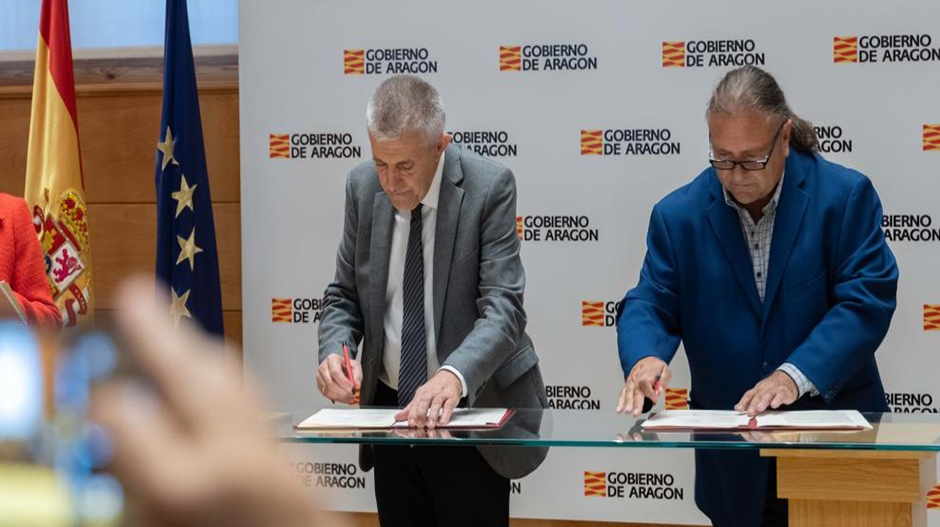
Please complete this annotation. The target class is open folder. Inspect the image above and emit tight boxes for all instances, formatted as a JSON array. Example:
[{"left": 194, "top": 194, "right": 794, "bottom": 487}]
[
  {"left": 295, "top": 408, "right": 514, "bottom": 430},
  {"left": 641, "top": 409, "right": 872, "bottom": 431}
]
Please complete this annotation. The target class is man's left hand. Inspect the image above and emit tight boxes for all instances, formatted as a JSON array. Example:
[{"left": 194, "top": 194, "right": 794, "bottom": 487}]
[
  {"left": 394, "top": 370, "right": 462, "bottom": 429},
  {"left": 734, "top": 370, "right": 798, "bottom": 417}
]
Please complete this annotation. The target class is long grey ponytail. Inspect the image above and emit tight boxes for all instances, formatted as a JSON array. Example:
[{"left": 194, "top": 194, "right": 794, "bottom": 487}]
[{"left": 706, "top": 65, "right": 819, "bottom": 152}]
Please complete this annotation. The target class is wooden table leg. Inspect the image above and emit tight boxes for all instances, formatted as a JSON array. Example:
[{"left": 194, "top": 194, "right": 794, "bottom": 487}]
[{"left": 760, "top": 450, "right": 936, "bottom": 527}]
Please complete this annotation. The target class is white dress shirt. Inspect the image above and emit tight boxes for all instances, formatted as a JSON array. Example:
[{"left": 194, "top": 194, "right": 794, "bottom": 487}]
[
  {"left": 378, "top": 153, "right": 468, "bottom": 397},
  {"left": 722, "top": 171, "right": 818, "bottom": 398}
]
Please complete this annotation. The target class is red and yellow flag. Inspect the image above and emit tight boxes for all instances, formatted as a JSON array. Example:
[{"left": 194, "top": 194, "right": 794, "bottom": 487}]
[{"left": 24, "top": 0, "right": 94, "bottom": 327}]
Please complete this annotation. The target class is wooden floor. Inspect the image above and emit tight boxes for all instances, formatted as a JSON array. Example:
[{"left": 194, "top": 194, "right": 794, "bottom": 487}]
[{"left": 328, "top": 512, "right": 701, "bottom": 527}]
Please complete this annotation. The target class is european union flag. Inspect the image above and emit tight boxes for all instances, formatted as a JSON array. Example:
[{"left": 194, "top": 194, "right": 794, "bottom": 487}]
[{"left": 154, "top": 0, "right": 224, "bottom": 337}]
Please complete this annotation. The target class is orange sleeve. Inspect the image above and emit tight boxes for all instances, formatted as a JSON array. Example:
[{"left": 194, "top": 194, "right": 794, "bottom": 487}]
[{"left": 10, "top": 197, "right": 62, "bottom": 328}]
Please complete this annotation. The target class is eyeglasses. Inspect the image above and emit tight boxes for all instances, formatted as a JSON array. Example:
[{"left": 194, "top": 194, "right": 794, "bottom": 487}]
[{"left": 708, "top": 120, "right": 786, "bottom": 171}]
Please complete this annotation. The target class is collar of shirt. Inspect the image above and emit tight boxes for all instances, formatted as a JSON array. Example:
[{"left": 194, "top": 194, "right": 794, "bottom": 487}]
[
  {"left": 420, "top": 151, "right": 445, "bottom": 211},
  {"left": 723, "top": 170, "right": 786, "bottom": 217}
]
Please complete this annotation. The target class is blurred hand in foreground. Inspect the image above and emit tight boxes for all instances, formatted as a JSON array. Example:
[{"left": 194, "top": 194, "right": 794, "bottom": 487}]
[{"left": 90, "top": 277, "right": 342, "bottom": 527}]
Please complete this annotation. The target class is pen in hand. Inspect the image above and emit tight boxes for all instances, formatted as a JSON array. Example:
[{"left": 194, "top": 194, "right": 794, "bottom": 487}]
[
  {"left": 342, "top": 341, "right": 357, "bottom": 399},
  {"left": 652, "top": 363, "right": 668, "bottom": 396}
]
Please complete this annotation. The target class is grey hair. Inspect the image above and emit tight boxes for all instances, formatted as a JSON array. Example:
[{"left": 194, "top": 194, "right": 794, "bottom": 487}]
[
  {"left": 366, "top": 75, "right": 446, "bottom": 144},
  {"left": 706, "top": 65, "right": 819, "bottom": 152}
]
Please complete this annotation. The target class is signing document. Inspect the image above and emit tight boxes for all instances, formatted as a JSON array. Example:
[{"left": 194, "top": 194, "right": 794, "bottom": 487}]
[
  {"left": 296, "top": 408, "right": 514, "bottom": 430},
  {"left": 642, "top": 410, "right": 872, "bottom": 431}
]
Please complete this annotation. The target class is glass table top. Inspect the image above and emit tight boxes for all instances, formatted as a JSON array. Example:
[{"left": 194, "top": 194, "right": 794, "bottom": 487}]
[{"left": 270, "top": 408, "right": 940, "bottom": 451}]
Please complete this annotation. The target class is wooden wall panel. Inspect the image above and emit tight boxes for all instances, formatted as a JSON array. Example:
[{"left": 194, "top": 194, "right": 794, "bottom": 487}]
[
  {"left": 0, "top": 52, "right": 239, "bottom": 89},
  {"left": 76, "top": 93, "right": 161, "bottom": 203},
  {"left": 0, "top": 96, "right": 30, "bottom": 195},
  {"left": 0, "top": 89, "right": 240, "bottom": 203},
  {"left": 78, "top": 90, "right": 240, "bottom": 204},
  {"left": 87, "top": 202, "right": 240, "bottom": 310},
  {"left": 223, "top": 309, "right": 243, "bottom": 356}
]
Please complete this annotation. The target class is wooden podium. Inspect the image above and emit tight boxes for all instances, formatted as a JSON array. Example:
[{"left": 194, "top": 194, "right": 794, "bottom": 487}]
[{"left": 761, "top": 449, "right": 937, "bottom": 526}]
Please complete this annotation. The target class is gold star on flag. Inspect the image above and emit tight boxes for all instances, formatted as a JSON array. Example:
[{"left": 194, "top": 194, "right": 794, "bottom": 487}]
[
  {"left": 171, "top": 174, "right": 197, "bottom": 218},
  {"left": 176, "top": 227, "right": 204, "bottom": 270},
  {"left": 170, "top": 288, "right": 192, "bottom": 328},
  {"left": 157, "top": 126, "right": 180, "bottom": 172}
]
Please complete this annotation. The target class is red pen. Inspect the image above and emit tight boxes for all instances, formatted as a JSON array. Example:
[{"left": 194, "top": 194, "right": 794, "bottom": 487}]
[
  {"left": 342, "top": 342, "right": 356, "bottom": 397},
  {"left": 653, "top": 363, "right": 668, "bottom": 395}
]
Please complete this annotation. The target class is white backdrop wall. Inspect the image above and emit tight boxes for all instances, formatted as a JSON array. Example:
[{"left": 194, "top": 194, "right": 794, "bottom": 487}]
[{"left": 239, "top": 1, "right": 940, "bottom": 523}]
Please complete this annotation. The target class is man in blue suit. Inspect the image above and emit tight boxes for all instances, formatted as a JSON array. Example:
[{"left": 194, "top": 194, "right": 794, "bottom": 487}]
[{"left": 615, "top": 65, "right": 898, "bottom": 527}]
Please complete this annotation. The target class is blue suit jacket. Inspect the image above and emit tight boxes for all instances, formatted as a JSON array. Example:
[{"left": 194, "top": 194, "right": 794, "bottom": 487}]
[{"left": 617, "top": 149, "right": 897, "bottom": 526}]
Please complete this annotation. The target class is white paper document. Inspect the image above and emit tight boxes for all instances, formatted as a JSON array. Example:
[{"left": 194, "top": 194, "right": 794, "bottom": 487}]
[
  {"left": 295, "top": 408, "right": 513, "bottom": 430},
  {"left": 642, "top": 409, "right": 872, "bottom": 431}
]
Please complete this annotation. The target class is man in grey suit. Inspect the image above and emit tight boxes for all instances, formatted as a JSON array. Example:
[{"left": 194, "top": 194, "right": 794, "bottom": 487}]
[{"left": 317, "top": 74, "right": 548, "bottom": 526}]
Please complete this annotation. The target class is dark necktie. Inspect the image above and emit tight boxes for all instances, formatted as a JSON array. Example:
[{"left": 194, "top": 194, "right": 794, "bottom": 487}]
[{"left": 398, "top": 205, "right": 427, "bottom": 407}]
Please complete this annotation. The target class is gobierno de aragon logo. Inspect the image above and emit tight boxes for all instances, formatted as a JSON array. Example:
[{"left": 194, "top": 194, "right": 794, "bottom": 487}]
[
  {"left": 271, "top": 297, "right": 323, "bottom": 324},
  {"left": 583, "top": 471, "right": 685, "bottom": 500},
  {"left": 882, "top": 213, "right": 940, "bottom": 243},
  {"left": 581, "top": 128, "right": 681, "bottom": 156},
  {"left": 833, "top": 34, "right": 940, "bottom": 64},
  {"left": 661, "top": 38, "right": 765, "bottom": 68},
  {"left": 516, "top": 214, "right": 599, "bottom": 242},
  {"left": 581, "top": 301, "right": 621, "bottom": 327},
  {"left": 448, "top": 130, "right": 518, "bottom": 157},
  {"left": 499, "top": 44, "right": 598, "bottom": 72},
  {"left": 294, "top": 461, "right": 366, "bottom": 490},
  {"left": 269, "top": 133, "right": 362, "bottom": 160},
  {"left": 344, "top": 47, "right": 439, "bottom": 75}
]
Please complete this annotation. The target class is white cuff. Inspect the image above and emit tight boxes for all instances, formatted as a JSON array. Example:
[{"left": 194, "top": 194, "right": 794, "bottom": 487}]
[
  {"left": 778, "top": 363, "right": 820, "bottom": 398},
  {"left": 438, "top": 366, "right": 468, "bottom": 398}
]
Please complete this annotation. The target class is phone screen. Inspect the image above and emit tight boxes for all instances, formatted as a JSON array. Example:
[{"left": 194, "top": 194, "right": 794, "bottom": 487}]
[
  {"left": 0, "top": 322, "right": 43, "bottom": 442},
  {"left": 0, "top": 323, "right": 124, "bottom": 526}
]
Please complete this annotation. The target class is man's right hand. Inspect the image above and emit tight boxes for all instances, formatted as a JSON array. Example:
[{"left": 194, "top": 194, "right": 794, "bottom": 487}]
[
  {"left": 316, "top": 354, "right": 362, "bottom": 404},
  {"left": 616, "top": 356, "right": 671, "bottom": 417}
]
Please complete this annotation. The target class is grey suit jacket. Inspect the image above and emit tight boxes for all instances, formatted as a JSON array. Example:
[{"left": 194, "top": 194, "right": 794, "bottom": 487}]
[{"left": 318, "top": 143, "right": 548, "bottom": 479}]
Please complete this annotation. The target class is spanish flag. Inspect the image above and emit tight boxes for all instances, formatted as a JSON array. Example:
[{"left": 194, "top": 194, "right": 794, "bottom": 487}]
[{"left": 24, "top": 0, "right": 94, "bottom": 327}]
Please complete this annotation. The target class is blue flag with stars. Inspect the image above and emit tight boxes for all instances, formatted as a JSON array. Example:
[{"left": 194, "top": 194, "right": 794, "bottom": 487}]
[{"left": 155, "top": 0, "right": 224, "bottom": 336}]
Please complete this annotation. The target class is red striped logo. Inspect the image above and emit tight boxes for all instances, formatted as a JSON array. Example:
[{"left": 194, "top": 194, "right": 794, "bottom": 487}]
[
  {"left": 927, "top": 484, "right": 940, "bottom": 509},
  {"left": 584, "top": 471, "right": 606, "bottom": 497},
  {"left": 662, "top": 41, "right": 685, "bottom": 67},
  {"left": 665, "top": 388, "right": 689, "bottom": 410},
  {"left": 581, "top": 301, "right": 604, "bottom": 327},
  {"left": 581, "top": 130, "right": 603, "bottom": 155},
  {"left": 344, "top": 49, "right": 365, "bottom": 75},
  {"left": 272, "top": 298, "right": 292, "bottom": 323},
  {"left": 833, "top": 36, "right": 859, "bottom": 63},
  {"left": 500, "top": 46, "right": 522, "bottom": 71},
  {"left": 923, "top": 125, "right": 940, "bottom": 151},
  {"left": 269, "top": 134, "right": 290, "bottom": 158},
  {"left": 925, "top": 305, "right": 940, "bottom": 331}
]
